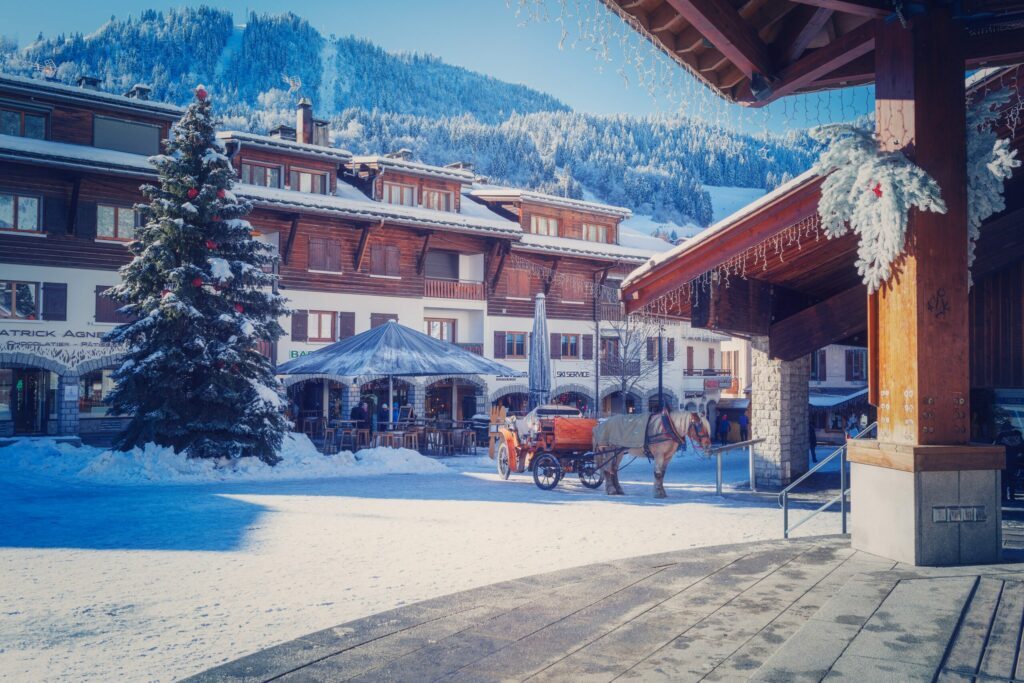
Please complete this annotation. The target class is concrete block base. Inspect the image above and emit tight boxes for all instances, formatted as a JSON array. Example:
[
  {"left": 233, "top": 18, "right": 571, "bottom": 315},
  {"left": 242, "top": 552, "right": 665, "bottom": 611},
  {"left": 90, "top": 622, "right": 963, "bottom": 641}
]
[{"left": 850, "top": 458, "right": 1002, "bottom": 566}]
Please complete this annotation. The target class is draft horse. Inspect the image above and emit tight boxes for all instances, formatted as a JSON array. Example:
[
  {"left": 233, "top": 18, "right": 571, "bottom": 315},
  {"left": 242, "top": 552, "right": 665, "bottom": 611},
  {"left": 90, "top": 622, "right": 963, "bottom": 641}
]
[{"left": 593, "top": 409, "right": 711, "bottom": 498}]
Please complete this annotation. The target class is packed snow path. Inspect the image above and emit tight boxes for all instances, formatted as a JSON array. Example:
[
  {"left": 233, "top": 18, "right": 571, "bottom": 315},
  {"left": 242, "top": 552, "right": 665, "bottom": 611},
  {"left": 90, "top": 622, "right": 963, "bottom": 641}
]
[{"left": 0, "top": 443, "right": 839, "bottom": 682}]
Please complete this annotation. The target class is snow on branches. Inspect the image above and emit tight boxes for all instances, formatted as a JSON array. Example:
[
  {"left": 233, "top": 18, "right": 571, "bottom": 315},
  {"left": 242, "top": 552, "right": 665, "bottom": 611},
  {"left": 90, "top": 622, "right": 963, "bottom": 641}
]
[
  {"left": 967, "top": 89, "right": 1021, "bottom": 284},
  {"left": 810, "top": 124, "right": 946, "bottom": 293}
]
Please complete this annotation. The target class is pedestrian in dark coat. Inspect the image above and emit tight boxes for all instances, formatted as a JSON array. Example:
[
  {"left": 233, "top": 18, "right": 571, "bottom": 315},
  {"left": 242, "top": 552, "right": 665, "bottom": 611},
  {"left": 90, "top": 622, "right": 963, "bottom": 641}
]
[{"left": 809, "top": 419, "right": 818, "bottom": 463}]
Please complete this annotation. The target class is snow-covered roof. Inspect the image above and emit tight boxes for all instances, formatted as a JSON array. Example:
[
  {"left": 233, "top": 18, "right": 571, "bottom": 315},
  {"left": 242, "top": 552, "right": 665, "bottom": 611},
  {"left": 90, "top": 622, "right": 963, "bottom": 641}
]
[
  {"left": 217, "top": 131, "right": 352, "bottom": 163},
  {"left": 514, "top": 232, "right": 655, "bottom": 263},
  {"left": 0, "top": 133, "right": 155, "bottom": 177},
  {"left": 809, "top": 388, "right": 869, "bottom": 408},
  {"left": 622, "top": 169, "right": 819, "bottom": 288},
  {"left": 470, "top": 185, "right": 632, "bottom": 219},
  {"left": 237, "top": 184, "right": 522, "bottom": 238},
  {"left": 0, "top": 72, "right": 183, "bottom": 118},
  {"left": 349, "top": 155, "right": 476, "bottom": 183},
  {"left": 618, "top": 227, "right": 675, "bottom": 252}
]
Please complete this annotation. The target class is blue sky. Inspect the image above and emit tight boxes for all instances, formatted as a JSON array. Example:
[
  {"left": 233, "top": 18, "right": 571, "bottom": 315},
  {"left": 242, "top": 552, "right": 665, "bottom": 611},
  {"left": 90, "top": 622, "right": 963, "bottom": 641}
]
[{"left": 0, "top": 0, "right": 873, "bottom": 131}]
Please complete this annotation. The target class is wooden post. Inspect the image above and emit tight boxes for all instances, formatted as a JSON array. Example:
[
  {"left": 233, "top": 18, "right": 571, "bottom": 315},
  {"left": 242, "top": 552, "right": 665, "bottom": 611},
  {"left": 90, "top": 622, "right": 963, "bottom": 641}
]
[{"left": 871, "top": 8, "right": 970, "bottom": 446}]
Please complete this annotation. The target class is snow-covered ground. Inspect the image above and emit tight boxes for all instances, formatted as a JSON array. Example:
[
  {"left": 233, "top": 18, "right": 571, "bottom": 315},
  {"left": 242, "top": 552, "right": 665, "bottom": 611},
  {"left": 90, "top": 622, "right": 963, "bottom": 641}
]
[{"left": 0, "top": 439, "right": 839, "bottom": 682}]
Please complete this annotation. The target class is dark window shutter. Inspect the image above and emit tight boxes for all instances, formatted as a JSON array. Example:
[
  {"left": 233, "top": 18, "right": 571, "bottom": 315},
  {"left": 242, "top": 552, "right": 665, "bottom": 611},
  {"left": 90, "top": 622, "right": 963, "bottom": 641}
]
[
  {"left": 550, "top": 333, "right": 562, "bottom": 359},
  {"left": 338, "top": 311, "right": 355, "bottom": 339},
  {"left": 308, "top": 237, "right": 325, "bottom": 271},
  {"left": 95, "top": 285, "right": 130, "bottom": 323},
  {"left": 846, "top": 350, "right": 853, "bottom": 381},
  {"left": 686, "top": 346, "right": 694, "bottom": 372},
  {"left": 327, "top": 240, "right": 342, "bottom": 272},
  {"left": 371, "top": 313, "right": 397, "bottom": 328},
  {"left": 820, "top": 350, "right": 828, "bottom": 381},
  {"left": 424, "top": 250, "right": 459, "bottom": 279},
  {"left": 386, "top": 246, "right": 400, "bottom": 277},
  {"left": 43, "top": 196, "right": 67, "bottom": 235},
  {"left": 582, "top": 334, "right": 594, "bottom": 360},
  {"left": 371, "top": 245, "right": 385, "bottom": 275},
  {"left": 494, "top": 331, "right": 506, "bottom": 359},
  {"left": 76, "top": 200, "right": 97, "bottom": 239},
  {"left": 42, "top": 282, "right": 67, "bottom": 321},
  {"left": 291, "top": 310, "right": 308, "bottom": 342},
  {"left": 646, "top": 338, "right": 655, "bottom": 361},
  {"left": 667, "top": 339, "right": 675, "bottom": 362},
  {"left": 709, "top": 348, "right": 715, "bottom": 369}
]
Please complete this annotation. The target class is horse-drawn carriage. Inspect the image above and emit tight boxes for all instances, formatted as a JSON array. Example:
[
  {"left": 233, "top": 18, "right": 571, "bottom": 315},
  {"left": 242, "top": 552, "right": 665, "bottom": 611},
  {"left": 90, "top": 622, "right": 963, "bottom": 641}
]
[{"left": 488, "top": 405, "right": 604, "bottom": 490}]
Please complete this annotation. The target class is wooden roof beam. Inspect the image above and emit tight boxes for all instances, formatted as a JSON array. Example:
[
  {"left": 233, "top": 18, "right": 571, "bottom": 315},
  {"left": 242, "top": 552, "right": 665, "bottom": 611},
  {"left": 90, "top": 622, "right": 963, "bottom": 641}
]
[
  {"left": 664, "top": 0, "right": 775, "bottom": 78},
  {"left": 774, "top": 5, "right": 834, "bottom": 65},
  {"left": 768, "top": 285, "right": 867, "bottom": 361},
  {"left": 739, "top": 18, "right": 876, "bottom": 104},
  {"left": 967, "top": 27, "right": 1024, "bottom": 68},
  {"left": 786, "top": 0, "right": 890, "bottom": 18},
  {"left": 649, "top": 2, "right": 684, "bottom": 32}
]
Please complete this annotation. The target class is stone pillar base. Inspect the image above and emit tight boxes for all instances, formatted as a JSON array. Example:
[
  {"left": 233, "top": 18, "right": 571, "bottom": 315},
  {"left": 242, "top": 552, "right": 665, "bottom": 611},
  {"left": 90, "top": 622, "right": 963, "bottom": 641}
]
[{"left": 849, "top": 440, "right": 1004, "bottom": 566}]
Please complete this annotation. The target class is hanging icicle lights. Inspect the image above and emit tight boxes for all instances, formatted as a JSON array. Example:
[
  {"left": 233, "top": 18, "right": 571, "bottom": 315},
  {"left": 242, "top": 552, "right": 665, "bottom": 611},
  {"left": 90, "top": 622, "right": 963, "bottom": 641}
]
[{"left": 633, "top": 213, "right": 824, "bottom": 321}]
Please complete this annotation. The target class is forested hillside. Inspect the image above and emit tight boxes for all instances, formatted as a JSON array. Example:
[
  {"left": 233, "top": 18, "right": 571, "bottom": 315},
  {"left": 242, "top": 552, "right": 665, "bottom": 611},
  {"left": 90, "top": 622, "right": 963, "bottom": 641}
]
[{"left": 0, "top": 7, "right": 814, "bottom": 229}]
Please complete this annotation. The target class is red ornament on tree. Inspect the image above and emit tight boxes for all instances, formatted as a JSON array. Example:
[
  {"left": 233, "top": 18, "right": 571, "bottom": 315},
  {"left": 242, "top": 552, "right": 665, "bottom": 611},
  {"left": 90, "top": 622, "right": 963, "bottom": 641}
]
[
  {"left": 212, "top": 215, "right": 221, "bottom": 222},
  {"left": 216, "top": 189, "right": 226, "bottom": 199},
  {"left": 191, "top": 277, "right": 203, "bottom": 288},
  {"left": 205, "top": 240, "right": 218, "bottom": 250},
  {"left": 195, "top": 85, "right": 208, "bottom": 101},
  {"left": 234, "top": 303, "right": 244, "bottom": 314},
  {"left": 871, "top": 182, "right": 883, "bottom": 198},
  {"left": 161, "top": 289, "right": 171, "bottom": 298},
  {"left": 187, "top": 187, "right": 199, "bottom": 200}
]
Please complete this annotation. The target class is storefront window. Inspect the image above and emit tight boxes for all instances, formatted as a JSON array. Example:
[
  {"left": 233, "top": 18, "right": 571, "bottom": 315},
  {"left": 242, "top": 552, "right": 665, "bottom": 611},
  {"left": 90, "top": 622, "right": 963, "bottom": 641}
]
[
  {"left": 0, "top": 369, "right": 11, "bottom": 420},
  {"left": 79, "top": 369, "right": 116, "bottom": 417},
  {"left": 0, "top": 281, "right": 39, "bottom": 319}
]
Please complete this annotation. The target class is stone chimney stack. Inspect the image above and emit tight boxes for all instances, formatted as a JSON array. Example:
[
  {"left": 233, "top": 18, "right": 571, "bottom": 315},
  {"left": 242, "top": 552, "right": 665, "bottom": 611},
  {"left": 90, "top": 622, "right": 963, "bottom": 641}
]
[
  {"left": 77, "top": 75, "right": 101, "bottom": 90},
  {"left": 296, "top": 98, "right": 313, "bottom": 145},
  {"left": 124, "top": 84, "right": 151, "bottom": 100}
]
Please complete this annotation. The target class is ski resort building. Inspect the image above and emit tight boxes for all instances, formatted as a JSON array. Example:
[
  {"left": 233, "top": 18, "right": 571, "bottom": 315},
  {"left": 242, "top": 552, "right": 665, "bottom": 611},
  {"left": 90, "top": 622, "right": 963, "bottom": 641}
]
[{"left": 0, "top": 74, "right": 732, "bottom": 440}]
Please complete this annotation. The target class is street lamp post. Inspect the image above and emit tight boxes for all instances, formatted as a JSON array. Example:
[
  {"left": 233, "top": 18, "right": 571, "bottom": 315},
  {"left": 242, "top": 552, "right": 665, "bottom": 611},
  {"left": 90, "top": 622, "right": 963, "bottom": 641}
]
[{"left": 657, "top": 323, "right": 664, "bottom": 411}]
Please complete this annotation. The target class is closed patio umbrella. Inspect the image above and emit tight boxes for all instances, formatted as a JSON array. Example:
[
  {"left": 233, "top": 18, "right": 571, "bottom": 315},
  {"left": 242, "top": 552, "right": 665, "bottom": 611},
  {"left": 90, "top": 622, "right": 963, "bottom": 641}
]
[{"left": 528, "top": 293, "right": 551, "bottom": 411}]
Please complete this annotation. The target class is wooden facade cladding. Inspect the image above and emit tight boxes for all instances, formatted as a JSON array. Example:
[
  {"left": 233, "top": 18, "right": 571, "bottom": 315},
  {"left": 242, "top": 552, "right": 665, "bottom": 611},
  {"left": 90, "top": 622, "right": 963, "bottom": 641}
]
[
  {"left": 970, "top": 259, "right": 1024, "bottom": 389},
  {"left": 371, "top": 171, "right": 462, "bottom": 212},
  {"left": 0, "top": 163, "right": 139, "bottom": 271},
  {"left": 0, "top": 89, "right": 173, "bottom": 146},
  {"left": 518, "top": 200, "right": 619, "bottom": 243},
  {"left": 232, "top": 147, "right": 338, "bottom": 193}
]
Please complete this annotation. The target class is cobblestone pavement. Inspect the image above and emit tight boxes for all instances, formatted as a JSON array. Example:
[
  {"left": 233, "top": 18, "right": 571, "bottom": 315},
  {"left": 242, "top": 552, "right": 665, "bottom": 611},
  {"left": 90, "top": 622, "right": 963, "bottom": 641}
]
[{"left": 185, "top": 536, "right": 1024, "bottom": 682}]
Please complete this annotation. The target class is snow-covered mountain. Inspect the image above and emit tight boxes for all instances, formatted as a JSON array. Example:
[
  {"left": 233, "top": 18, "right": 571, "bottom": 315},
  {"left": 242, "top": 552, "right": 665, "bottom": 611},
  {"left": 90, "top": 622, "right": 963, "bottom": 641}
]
[{"left": 0, "top": 7, "right": 814, "bottom": 232}]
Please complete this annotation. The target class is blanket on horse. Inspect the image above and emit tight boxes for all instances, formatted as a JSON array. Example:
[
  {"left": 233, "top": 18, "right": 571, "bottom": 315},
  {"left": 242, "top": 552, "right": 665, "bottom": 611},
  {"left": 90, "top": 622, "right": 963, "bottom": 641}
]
[{"left": 593, "top": 414, "right": 651, "bottom": 449}]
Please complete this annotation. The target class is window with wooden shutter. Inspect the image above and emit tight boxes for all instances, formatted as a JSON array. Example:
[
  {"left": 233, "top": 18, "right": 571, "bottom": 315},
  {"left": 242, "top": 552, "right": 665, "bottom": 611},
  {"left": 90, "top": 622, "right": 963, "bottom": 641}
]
[
  {"left": 370, "top": 313, "right": 397, "bottom": 328},
  {"left": 493, "top": 331, "right": 506, "bottom": 359},
  {"left": 94, "top": 285, "right": 131, "bottom": 323},
  {"left": 709, "top": 348, "right": 715, "bottom": 370},
  {"left": 846, "top": 349, "right": 866, "bottom": 381},
  {"left": 0, "top": 281, "right": 39, "bottom": 320},
  {"left": 424, "top": 250, "right": 459, "bottom": 280},
  {"left": 507, "top": 269, "right": 530, "bottom": 298},
  {"left": 371, "top": 245, "right": 401, "bottom": 277},
  {"left": 42, "top": 282, "right": 67, "bottom": 321},
  {"left": 646, "top": 338, "right": 656, "bottom": 361},
  {"left": 307, "top": 311, "right": 336, "bottom": 342},
  {"left": 667, "top": 339, "right": 675, "bottom": 362},
  {"left": 308, "top": 237, "right": 341, "bottom": 272},
  {"left": 686, "top": 346, "right": 694, "bottom": 373},
  {"left": 550, "top": 333, "right": 562, "bottom": 359},
  {"left": 385, "top": 245, "right": 400, "bottom": 277},
  {"left": 338, "top": 311, "right": 355, "bottom": 340},
  {"left": 582, "top": 334, "right": 594, "bottom": 360},
  {"left": 290, "top": 310, "right": 308, "bottom": 342},
  {"left": 811, "top": 349, "right": 827, "bottom": 381}
]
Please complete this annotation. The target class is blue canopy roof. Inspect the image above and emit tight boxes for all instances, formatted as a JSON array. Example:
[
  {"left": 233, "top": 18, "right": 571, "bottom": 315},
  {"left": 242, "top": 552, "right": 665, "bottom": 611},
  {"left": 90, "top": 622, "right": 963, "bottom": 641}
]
[{"left": 277, "top": 320, "right": 524, "bottom": 378}]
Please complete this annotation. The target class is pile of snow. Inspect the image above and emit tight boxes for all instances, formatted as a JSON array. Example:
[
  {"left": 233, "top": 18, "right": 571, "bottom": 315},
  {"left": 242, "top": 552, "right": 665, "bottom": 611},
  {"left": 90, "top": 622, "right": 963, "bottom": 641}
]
[{"left": 0, "top": 434, "right": 448, "bottom": 485}]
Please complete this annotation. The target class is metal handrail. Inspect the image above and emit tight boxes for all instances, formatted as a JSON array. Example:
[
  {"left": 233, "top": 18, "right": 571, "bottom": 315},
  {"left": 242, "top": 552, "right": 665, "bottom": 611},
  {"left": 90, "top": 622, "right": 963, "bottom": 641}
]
[
  {"left": 708, "top": 438, "right": 766, "bottom": 495},
  {"left": 781, "top": 423, "right": 877, "bottom": 539}
]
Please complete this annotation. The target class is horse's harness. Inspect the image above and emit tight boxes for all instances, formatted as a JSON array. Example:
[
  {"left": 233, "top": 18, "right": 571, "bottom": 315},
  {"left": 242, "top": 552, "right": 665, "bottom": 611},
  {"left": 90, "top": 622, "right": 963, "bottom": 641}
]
[{"left": 642, "top": 410, "right": 689, "bottom": 461}]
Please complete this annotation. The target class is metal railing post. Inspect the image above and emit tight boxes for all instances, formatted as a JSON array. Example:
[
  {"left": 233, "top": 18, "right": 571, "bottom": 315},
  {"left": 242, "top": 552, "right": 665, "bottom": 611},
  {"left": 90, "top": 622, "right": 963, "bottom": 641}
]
[
  {"left": 716, "top": 452, "right": 722, "bottom": 496},
  {"left": 748, "top": 443, "right": 756, "bottom": 493},
  {"left": 840, "top": 446, "right": 848, "bottom": 535},
  {"left": 783, "top": 490, "right": 789, "bottom": 539}
]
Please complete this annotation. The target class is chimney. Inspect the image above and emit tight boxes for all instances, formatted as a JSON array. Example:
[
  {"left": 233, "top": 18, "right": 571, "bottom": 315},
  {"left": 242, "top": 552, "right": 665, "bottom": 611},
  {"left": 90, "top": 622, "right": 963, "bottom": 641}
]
[
  {"left": 386, "top": 148, "right": 414, "bottom": 161},
  {"left": 445, "top": 161, "right": 474, "bottom": 172},
  {"left": 296, "top": 98, "right": 313, "bottom": 145},
  {"left": 124, "top": 84, "right": 151, "bottom": 100},
  {"left": 269, "top": 124, "right": 296, "bottom": 142},
  {"left": 77, "top": 75, "right": 101, "bottom": 90},
  {"left": 312, "top": 119, "right": 330, "bottom": 147}
]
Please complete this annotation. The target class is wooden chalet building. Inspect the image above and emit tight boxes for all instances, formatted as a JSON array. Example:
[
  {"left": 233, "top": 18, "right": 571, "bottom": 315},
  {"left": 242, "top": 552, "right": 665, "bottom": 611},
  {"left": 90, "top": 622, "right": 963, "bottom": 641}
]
[{"left": 0, "top": 72, "right": 731, "bottom": 440}]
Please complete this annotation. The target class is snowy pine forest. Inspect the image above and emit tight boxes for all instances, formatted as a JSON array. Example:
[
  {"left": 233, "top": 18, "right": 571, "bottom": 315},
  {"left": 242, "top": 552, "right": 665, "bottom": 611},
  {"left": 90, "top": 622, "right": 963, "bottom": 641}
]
[{"left": 0, "top": 7, "right": 814, "bottom": 230}]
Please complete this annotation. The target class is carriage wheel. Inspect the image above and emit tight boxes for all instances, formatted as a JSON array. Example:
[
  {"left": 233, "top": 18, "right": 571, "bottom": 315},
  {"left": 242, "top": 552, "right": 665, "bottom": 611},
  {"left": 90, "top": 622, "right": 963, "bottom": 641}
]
[
  {"left": 496, "top": 441, "right": 511, "bottom": 480},
  {"left": 578, "top": 458, "right": 605, "bottom": 489},
  {"left": 532, "top": 453, "right": 562, "bottom": 491}
]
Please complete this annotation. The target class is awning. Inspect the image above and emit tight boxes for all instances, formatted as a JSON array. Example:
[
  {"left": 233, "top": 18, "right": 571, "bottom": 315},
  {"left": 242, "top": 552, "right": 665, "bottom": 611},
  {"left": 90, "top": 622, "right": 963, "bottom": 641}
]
[
  {"left": 716, "top": 398, "right": 749, "bottom": 410},
  {"left": 809, "top": 388, "right": 869, "bottom": 409}
]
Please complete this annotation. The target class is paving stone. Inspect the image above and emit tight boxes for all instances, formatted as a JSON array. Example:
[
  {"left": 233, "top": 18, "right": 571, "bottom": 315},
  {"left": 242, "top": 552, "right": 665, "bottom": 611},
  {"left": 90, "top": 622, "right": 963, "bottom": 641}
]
[
  {"left": 345, "top": 631, "right": 508, "bottom": 683},
  {"left": 978, "top": 579, "right": 1024, "bottom": 679},
  {"left": 528, "top": 652, "right": 628, "bottom": 683},
  {"left": 750, "top": 618, "right": 863, "bottom": 682},
  {"left": 823, "top": 653, "right": 939, "bottom": 682},
  {"left": 940, "top": 577, "right": 1001, "bottom": 677}
]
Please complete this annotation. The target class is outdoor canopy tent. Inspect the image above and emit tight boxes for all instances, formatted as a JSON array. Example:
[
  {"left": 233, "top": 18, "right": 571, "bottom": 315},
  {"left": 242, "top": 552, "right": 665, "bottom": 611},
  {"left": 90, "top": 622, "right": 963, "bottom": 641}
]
[{"left": 277, "top": 320, "right": 524, "bottom": 412}]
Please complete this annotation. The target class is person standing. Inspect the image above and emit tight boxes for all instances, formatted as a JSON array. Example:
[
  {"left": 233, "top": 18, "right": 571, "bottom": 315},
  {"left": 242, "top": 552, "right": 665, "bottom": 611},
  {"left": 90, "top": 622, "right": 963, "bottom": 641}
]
[
  {"left": 719, "top": 414, "right": 731, "bottom": 444},
  {"left": 378, "top": 402, "right": 391, "bottom": 432},
  {"left": 809, "top": 419, "right": 818, "bottom": 463},
  {"left": 738, "top": 412, "right": 749, "bottom": 442}
]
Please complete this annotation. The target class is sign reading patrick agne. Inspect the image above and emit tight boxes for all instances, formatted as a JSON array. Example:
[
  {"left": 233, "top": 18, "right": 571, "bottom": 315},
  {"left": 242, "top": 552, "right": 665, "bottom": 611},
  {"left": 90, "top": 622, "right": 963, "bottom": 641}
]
[{"left": 1, "top": 327, "right": 121, "bottom": 370}]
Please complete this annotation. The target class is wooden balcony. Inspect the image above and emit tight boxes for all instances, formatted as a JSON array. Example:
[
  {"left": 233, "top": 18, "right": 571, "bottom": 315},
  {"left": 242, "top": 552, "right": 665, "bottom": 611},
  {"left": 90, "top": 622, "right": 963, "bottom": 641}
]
[
  {"left": 456, "top": 342, "right": 484, "bottom": 356},
  {"left": 600, "top": 358, "right": 641, "bottom": 376},
  {"left": 598, "top": 301, "right": 625, "bottom": 321},
  {"left": 424, "top": 278, "right": 485, "bottom": 300}
]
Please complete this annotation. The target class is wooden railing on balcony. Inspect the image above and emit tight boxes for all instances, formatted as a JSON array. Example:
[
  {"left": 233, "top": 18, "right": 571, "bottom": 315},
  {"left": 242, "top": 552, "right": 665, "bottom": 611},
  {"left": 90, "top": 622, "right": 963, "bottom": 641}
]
[
  {"left": 597, "top": 301, "right": 625, "bottom": 321},
  {"left": 424, "top": 278, "right": 485, "bottom": 300},
  {"left": 600, "top": 358, "right": 641, "bottom": 376},
  {"left": 456, "top": 342, "right": 484, "bottom": 356}
]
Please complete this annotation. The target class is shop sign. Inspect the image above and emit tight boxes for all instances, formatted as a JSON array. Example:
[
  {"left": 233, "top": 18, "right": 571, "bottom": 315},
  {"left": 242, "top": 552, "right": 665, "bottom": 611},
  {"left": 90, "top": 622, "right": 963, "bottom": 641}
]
[
  {"left": 556, "top": 370, "right": 590, "bottom": 378},
  {"left": 1, "top": 326, "right": 120, "bottom": 369},
  {"left": 289, "top": 350, "right": 312, "bottom": 358},
  {"left": 495, "top": 375, "right": 519, "bottom": 382}
]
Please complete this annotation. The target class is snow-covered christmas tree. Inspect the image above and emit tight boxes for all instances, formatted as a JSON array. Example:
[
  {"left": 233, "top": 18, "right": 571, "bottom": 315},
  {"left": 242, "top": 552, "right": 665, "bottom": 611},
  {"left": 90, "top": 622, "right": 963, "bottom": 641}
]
[{"left": 104, "top": 85, "right": 290, "bottom": 465}]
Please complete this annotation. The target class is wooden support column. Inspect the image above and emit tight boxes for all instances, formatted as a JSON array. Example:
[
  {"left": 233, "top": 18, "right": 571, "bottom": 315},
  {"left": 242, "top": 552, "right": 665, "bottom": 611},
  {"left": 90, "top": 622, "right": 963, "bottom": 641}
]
[
  {"left": 416, "top": 232, "right": 433, "bottom": 275},
  {"left": 872, "top": 8, "right": 970, "bottom": 446}
]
